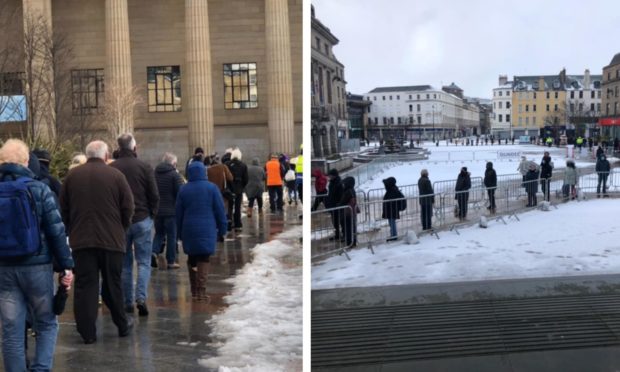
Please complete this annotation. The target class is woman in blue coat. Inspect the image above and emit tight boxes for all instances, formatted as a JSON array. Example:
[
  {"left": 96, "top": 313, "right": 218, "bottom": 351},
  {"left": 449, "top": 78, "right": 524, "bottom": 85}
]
[{"left": 176, "top": 161, "right": 227, "bottom": 301}]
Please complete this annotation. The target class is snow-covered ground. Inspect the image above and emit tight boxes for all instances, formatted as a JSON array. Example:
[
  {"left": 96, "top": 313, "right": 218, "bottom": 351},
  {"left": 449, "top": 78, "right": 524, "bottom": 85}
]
[
  {"left": 358, "top": 142, "right": 603, "bottom": 192},
  {"left": 200, "top": 226, "right": 302, "bottom": 372},
  {"left": 312, "top": 199, "right": 620, "bottom": 290}
]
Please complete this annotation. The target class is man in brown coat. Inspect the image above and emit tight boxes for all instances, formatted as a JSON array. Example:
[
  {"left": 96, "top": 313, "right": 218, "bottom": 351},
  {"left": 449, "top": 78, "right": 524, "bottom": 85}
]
[
  {"left": 60, "top": 140, "right": 135, "bottom": 344},
  {"left": 206, "top": 157, "right": 233, "bottom": 226}
]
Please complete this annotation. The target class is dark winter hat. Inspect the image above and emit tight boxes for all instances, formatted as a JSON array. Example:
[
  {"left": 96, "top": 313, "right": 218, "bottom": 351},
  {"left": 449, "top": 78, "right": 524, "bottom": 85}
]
[
  {"left": 194, "top": 147, "right": 204, "bottom": 155},
  {"left": 33, "top": 149, "right": 51, "bottom": 163},
  {"left": 486, "top": 161, "right": 493, "bottom": 168},
  {"left": 461, "top": 167, "right": 468, "bottom": 172},
  {"left": 328, "top": 168, "right": 339, "bottom": 177},
  {"left": 529, "top": 162, "right": 536, "bottom": 170}
]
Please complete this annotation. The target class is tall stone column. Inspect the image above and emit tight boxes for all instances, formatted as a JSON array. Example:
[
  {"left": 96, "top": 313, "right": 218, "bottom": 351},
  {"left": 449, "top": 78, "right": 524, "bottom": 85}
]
[
  {"left": 265, "top": 0, "right": 295, "bottom": 155},
  {"left": 22, "top": 0, "right": 55, "bottom": 142},
  {"left": 184, "top": 0, "right": 214, "bottom": 155},
  {"left": 105, "top": 0, "right": 134, "bottom": 136}
]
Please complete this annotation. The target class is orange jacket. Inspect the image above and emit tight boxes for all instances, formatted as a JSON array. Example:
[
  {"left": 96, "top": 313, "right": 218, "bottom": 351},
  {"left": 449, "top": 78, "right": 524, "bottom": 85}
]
[{"left": 265, "top": 159, "right": 283, "bottom": 186}]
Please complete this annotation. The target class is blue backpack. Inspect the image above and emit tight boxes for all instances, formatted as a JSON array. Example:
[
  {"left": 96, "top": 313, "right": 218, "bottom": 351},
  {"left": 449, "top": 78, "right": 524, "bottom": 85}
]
[{"left": 0, "top": 177, "right": 41, "bottom": 258}]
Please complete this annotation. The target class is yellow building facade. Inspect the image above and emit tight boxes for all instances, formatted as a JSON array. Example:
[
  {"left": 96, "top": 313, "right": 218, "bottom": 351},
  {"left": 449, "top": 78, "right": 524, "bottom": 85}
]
[{"left": 512, "top": 76, "right": 566, "bottom": 137}]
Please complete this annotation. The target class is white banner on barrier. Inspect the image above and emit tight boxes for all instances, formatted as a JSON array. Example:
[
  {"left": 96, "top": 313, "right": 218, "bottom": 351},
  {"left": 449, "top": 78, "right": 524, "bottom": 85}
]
[{"left": 497, "top": 151, "right": 522, "bottom": 159}]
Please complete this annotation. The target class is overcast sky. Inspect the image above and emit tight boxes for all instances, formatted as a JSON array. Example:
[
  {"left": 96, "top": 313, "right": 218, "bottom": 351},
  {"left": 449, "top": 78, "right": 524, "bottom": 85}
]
[{"left": 311, "top": 0, "right": 620, "bottom": 98}]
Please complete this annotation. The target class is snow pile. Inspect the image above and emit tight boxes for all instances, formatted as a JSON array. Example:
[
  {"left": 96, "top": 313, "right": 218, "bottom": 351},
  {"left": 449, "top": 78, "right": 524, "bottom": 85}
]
[
  {"left": 199, "top": 227, "right": 302, "bottom": 372},
  {"left": 312, "top": 199, "right": 620, "bottom": 290}
]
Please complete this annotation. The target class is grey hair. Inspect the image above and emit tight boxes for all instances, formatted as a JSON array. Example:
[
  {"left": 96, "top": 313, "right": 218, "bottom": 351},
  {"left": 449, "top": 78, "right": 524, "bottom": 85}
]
[
  {"left": 420, "top": 169, "right": 429, "bottom": 176},
  {"left": 117, "top": 133, "right": 136, "bottom": 151},
  {"left": 162, "top": 152, "right": 177, "bottom": 165},
  {"left": 85, "top": 141, "right": 109, "bottom": 160}
]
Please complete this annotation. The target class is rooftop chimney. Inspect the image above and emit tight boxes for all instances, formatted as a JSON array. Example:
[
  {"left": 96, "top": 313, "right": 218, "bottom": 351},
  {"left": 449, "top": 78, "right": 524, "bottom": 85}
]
[{"left": 499, "top": 75, "right": 508, "bottom": 86}]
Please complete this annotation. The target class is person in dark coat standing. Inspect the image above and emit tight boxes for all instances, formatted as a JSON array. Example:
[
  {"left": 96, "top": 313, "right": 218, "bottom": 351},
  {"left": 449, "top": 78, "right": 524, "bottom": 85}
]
[
  {"left": 455, "top": 167, "right": 471, "bottom": 221},
  {"left": 176, "top": 161, "right": 227, "bottom": 301},
  {"left": 484, "top": 162, "right": 497, "bottom": 214},
  {"left": 596, "top": 154, "right": 611, "bottom": 197},
  {"left": 226, "top": 148, "right": 248, "bottom": 230},
  {"left": 245, "top": 158, "right": 265, "bottom": 217},
  {"left": 339, "top": 176, "right": 358, "bottom": 247},
  {"left": 540, "top": 152, "right": 553, "bottom": 201},
  {"left": 382, "top": 177, "right": 406, "bottom": 241},
  {"left": 0, "top": 139, "right": 74, "bottom": 368},
  {"left": 109, "top": 133, "right": 159, "bottom": 317},
  {"left": 60, "top": 140, "right": 134, "bottom": 344},
  {"left": 418, "top": 169, "right": 435, "bottom": 230},
  {"left": 326, "top": 169, "right": 344, "bottom": 241},
  {"left": 152, "top": 152, "right": 184, "bottom": 269},
  {"left": 523, "top": 162, "right": 539, "bottom": 207}
]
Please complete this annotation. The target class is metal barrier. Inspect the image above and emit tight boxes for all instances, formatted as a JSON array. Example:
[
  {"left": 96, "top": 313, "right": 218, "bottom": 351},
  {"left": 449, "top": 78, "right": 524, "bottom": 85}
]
[{"left": 311, "top": 205, "right": 355, "bottom": 261}]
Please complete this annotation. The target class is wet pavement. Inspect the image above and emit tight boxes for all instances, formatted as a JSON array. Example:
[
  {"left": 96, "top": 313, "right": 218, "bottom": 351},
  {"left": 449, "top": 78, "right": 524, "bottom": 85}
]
[{"left": 41, "top": 205, "right": 302, "bottom": 371}]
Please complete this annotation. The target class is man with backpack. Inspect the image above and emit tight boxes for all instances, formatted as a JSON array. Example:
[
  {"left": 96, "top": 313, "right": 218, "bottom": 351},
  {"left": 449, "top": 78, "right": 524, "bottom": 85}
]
[
  {"left": 0, "top": 139, "right": 74, "bottom": 370},
  {"left": 226, "top": 148, "right": 248, "bottom": 230}
]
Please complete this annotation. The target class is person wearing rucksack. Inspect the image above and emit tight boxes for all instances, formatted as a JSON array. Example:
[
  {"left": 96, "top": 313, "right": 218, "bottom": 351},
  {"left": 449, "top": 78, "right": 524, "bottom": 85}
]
[
  {"left": 226, "top": 148, "right": 248, "bottom": 230},
  {"left": 382, "top": 177, "right": 406, "bottom": 242},
  {"left": 0, "top": 139, "right": 74, "bottom": 372},
  {"left": 284, "top": 163, "right": 297, "bottom": 205}
]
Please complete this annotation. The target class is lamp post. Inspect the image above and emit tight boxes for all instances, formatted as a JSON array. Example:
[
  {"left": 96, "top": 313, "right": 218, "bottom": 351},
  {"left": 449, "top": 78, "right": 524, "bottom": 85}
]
[{"left": 432, "top": 104, "right": 436, "bottom": 142}]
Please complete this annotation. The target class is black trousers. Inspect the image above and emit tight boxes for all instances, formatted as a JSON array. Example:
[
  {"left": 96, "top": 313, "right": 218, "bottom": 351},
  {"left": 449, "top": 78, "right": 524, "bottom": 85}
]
[
  {"left": 330, "top": 209, "right": 344, "bottom": 239},
  {"left": 420, "top": 204, "right": 433, "bottom": 230},
  {"left": 541, "top": 178, "right": 550, "bottom": 201},
  {"left": 233, "top": 193, "right": 243, "bottom": 227},
  {"left": 487, "top": 189, "right": 496, "bottom": 209},
  {"left": 312, "top": 195, "right": 326, "bottom": 211},
  {"left": 248, "top": 195, "right": 263, "bottom": 209},
  {"left": 73, "top": 249, "right": 128, "bottom": 341},
  {"left": 297, "top": 183, "right": 303, "bottom": 204},
  {"left": 268, "top": 186, "right": 283, "bottom": 211},
  {"left": 342, "top": 214, "right": 357, "bottom": 246},
  {"left": 527, "top": 191, "right": 537, "bottom": 206},
  {"left": 456, "top": 193, "right": 469, "bottom": 218},
  {"left": 597, "top": 174, "right": 609, "bottom": 194}
]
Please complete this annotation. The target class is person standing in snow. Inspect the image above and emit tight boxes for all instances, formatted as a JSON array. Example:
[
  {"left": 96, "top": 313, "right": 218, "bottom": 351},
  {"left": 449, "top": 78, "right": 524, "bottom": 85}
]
[
  {"left": 517, "top": 156, "right": 529, "bottom": 178},
  {"left": 484, "top": 162, "right": 497, "bottom": 214},
  {"left": 382, "top": 177, "right": 406, "bottom": 241},
  {"left": 417, "top": 169, "right": 434, "bottom": 231},
  {"left": 326, "top": 169, "right": 344, "bottom": 241},
  {"left": 455, "top": 167, "right": 471, "bottom": 221},
  {"left": 540, "top": 152, "right": 553, "bottom": 202},
  {"left": 596, "top": 155, "right": 611, "bottom": 197},
  {"left": 339, "top": 176, "right": 358, "bottom": 247},
  {"left": 562, "top": 160, "right": 578, "bottom": 201},
  {"left": 523, "top": 162, "right": 539, "bottom": 207}
]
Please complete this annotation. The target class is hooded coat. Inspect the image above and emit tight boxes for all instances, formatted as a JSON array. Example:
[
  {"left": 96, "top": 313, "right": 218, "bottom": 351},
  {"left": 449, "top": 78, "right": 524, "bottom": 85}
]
[
  {"left": 326, "top": 173, "right": 343, "bottom": 208},
  {"left": 176, "top": 161, "right": 227, "bottom": 256},
  {"left": 382, "top": 177, "right": 405, "bottom": 219},
  {"left": 523, "top": 168, "right": 540, "bottom": 194},
  {"left": 484, "top": 162, "right": 497, "bottom": 188},
  {"left": 563, "top": 164, "right": 578, "bottom": 186},
  {"left": 227, "top": 149, "right": 248, "bottom": 195},
  {"left": 339, "top": 176, "right": 357, "bottom": 214},
  {"left": 596, "top": 156, "right": 611, "bottom": 174},
  {"left": 312, "top": 169, "right": 328, "bottom": 194},
  {"left": 418, "top": 175, "right": 434, "bottom": 206},
  {"left": 245, "top": 158, "right": 266, "bottom": 198},
  {"left": 540, "top": 156, "right": 553, "bottom": 179}
]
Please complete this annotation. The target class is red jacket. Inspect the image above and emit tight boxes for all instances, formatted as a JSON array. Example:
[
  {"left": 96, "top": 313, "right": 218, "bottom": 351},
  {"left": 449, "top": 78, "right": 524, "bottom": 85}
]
[{"left": 312, "top": 169, "right": 327, "bottom": 193}]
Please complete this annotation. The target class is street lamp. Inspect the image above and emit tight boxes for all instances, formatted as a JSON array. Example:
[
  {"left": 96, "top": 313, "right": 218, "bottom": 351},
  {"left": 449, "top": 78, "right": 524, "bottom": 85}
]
[{"left": 432, "top": 104, "right": 436, "bottom": 142}]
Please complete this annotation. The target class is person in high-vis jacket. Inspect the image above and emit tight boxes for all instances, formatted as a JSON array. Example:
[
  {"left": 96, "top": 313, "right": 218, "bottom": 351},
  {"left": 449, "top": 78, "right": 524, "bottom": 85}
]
[
  {"left": 295, "top": 144, "right": 303, "bottom": 204},
  {"left": 265, "top": 153, "right": 285, "bottom": 213}
]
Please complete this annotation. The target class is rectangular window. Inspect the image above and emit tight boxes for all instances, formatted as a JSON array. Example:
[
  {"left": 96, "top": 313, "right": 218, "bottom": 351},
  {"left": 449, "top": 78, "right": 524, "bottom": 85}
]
[
  {"left": 546, "top": 92, "right": 550, "bottom": 99},
  {"left": 397, "top": 117, "right": 401, "bottom": 124},
  {"left": 71, "top": 69, "right": 104, "bottom": 115},
  {"left": 409, "top": 95, "right": 412, "bottom": 99},
  {"left": 396, "top": 95, "right": 400, "bottom": 100},
  {"left": 598, "top": 91, "right": 601, "bottom": 98},
  {"left": 554, "top": 104, "right": 558, "bottom": 112},
  {"left": 0, "top": 72, "right": 25, "bottom": 95},
  {"left": 606, "top": 104, "right": 610, "bottom": 115},
  {"left": 525, "top": 104, "right": 529, "bottom": 112},
  {"left": 417, "top": 116, "right": 421, "bottom": 124},
  {"left": 315, "top": 37, "right": 320, "bottom": 49},
  {"left": 506, "top": 114, "right": 510, "bottom": 122},
  {"left": 409, "top": 104, "right": 413, "bottom": 112},
  {"left": 433, "top": 94, "right": 436, "bottom": 99},
  {"left": 570, "top": 91, "right": 574, "bottom": 99},
  {"left": 546, "top": 104, "right": 550, "bottom": 112},
  {"left": 519, "top": 117, "right": 522, "bottom": 125},
  {"left": 375, "top": 117, "right": 378, "bottom": 125},
  {"left": 519, "top": 104, "right": 522, "bottom": 113},
  {"left": 591, "top": 103, "right": 595, "bottom": 111},
  {"left": 499, "top": 91, "right": 502, "bottom": 96},
  {"left": 409, "top": 116, "right": 414, "bottom": 124},
  {"left": 383, "top": 117, "right": 387, "bottom": 124},
  {"left": 223, "top": 63, "right": 256, "bottom": 110},
  {"left": 426, "top": 94, "right": 429, "bottom": 99},
  {"left": 326, "top": 71, "right": 332, "bottom": 104},
  {"left": 533, "top": 92, "right": 536, "bottom": 99},
  {"left": 525, "top": 117, "right": 529, "bottom": 125},
  {"left": 591, "top": 91, "right": 595, "bottom": 99},
  {"left": 417, "top": 104, "right": 421, "bottom": 112},
  {"left": 597, "top": 103, "right": 601, "bottom": 112},
  {"left": 417, "top": 94, "right": 420, "bottom": 100},
  {"left": 533, "top": 104, "right": 536, "bottom": 112},
  {"left": 373, "top": 96, "right": 376, "bottom": 101},
  {"left": 507, "top": 102, "right": 511, "bottom": 109},
  {"left": 533, "top": 116, "right": 536, "bottom": 125},
  {"left": 555, "top": 92, "right": 558, "bottom": 99},
  {"left": 499, "top": 102, "right": 502, "bottom": 109},
  {"left": 382, "top": 96, "right": 385, "bottom": 100},
  {"left": 498, "top": 114, "right": 502, "bottom": 122},
  {"left": 390, "top": 117, "right": 394, "bottom": 124},
  {"left": 570, "top": 103, "right": 575, "bottom": 112},
  {"left": 579, "top": 91, "right": 583, "bottom": 99},
  {"left": 507, "top": 91, "right": 510, "bottom": 96},
  {"left": 389, "top": 95, "right": 392, "bottom": 100},
  {"left": 579, "top": 103, "right": 583, "bottom": 112}
]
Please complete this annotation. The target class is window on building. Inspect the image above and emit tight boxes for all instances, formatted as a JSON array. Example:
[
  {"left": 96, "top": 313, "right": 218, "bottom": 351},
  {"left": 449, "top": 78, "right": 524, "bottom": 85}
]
[
  {"left": 533, "top": 116, "right": 536, "bottom": 125},
  {"left": 591, "top": 103, "right": 595, "bottom": 112},
  {"left": 606, "top": 103, "right": 610, "bottom": 115},
  {"left": 409, "top": 116, "right": 414, "bottom": 124},
  {"left": 0, "top": 72, "right": 24, "bottom": 95},
  {"left": 326, "top": 70, "right": 332, "bottom": 104},
  {"left": 433, "top": 94, "right": 436, "bottom": 99},
  {"left": 409, "top": 94, "right": 412, "bottom": 99},
  {"left": 546, "top": 104, "right": 550, "bottom": 112},
  {"left": 506, "top": 114, "right": 510, "bottom": 122},
  {"left": 518, "top": 104, "right": 522, "bottom": 113},
  {"left": 554, "top": 104, "right": 558, "bottom": 112},
  {"left": 507, "top": 102, "right": 511, "bottom": 109},
  {"left": 525, "top": 104, "right": 529, "bottom": 112},
  {"left": 367, "top": 106, "right": 370, "bottom": 113},
  {"left": 223, "top": 63, "right": 258, "bottom": 110},
  {"left": 597, "top": 103, "right": 601, "bottom": 112},
  {"left": 616, "top": 86, "right": 619, "bottom": 97},
  {"left": 570, "top": 103, "right": 575, "bottom": 112},
  {"left": 616, "top": 102, "right": 618, "bottom": 115},
  {"left": 498, "top": 102, "right": 502, "bottom": 109},
  {"left": 546, "top": 92, "right": 550, "bottom": 99},
  {"left": 397, "top": 117, "right": 401, "bottom": 124},
  {"left": 396, "top": 95, "right": 400, "bottom": 100},
  {"left": 315, "top": 37, "right": 320, "bottom": 49},
  {"left": 373, "top": 96, "right": 376, "bottom": 101},
  {"left": 608, "top": 72, "right": 611, "bottom": 81},
  {"left": 390, "top": 117, "right": 394, "bottom": 124},
  {"left": 498, "top": 114, "right": 502, "bottom": 122},
  {"left": 324, "top": 44, "right": 329, "bottom": 55},
  {"left": 493, "top": 102, "right": 496, "bottom": 109},
  {"left": 598, "top": 91, "right": 601, "bottom": 98},
  {"left": 147, "top": 66, "right": 181, "bottom": 112},
  {"left": 417, "top": 104, "right": 421, "bottom": 112},
  {"left": 579, "top": 91, "right": 583, "bottom": 99},
  {"left": 519, "top": 117, "right": 522, "bottom": 126},
  {"left": 507, "top": 91, "right": 510, "bottom": 96},
  {"left": 533, "top": 104, "right": 536, "bottom": 112},
  {"left": 375, "top": 117, "right": 378, "bottom": 125},
  {"left": 591, "top": 91, "right": 595, "bottom": 99},
  {"left": 525, "top": 117, "right": 529, "bottom": 125},
  {"left": 417, "top": 94, "right": 420, "bottom": 100},
  {"left": 533, "top": 92, "right": 536, "bottom": 99},
  {"left": 570, "top": 91, "right": 574, "bottom": 99},
  {"left": 70, "top": 69, "right": 104, "bottom": 115},
  {"left": 417, "top": 116, "right": 422, "bottom": 124},
  {"left": 426, "top": 94, "right": 429, "bottom": 99},
  {"left": 579, "top": 103, "right": 583, "bottom": 112},
  {"left": 617, "top": 69, "right": 619, "bottom": 78},
  {"left": 389, "top": 95, "right": 392, "bottom": 100},
  {"left": 499, "top": 91, "right": 502, "bottom": 96},
  {"left": 554, "top": 92, "right": 558, "bottom": 99},
  {"left": 382, "top": 96, "right": 385, "bottom": 100},
  {"left": 409, "top": 104, "right": 413, "bottom": 112},
  {"left": 383, "top": 117, "right": 387, "bottom": 124}
]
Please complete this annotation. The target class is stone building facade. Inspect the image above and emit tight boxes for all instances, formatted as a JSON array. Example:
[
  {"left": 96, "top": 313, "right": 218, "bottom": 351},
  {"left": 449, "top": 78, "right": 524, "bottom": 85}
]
[
  {"left": 310, "top": 5, "right": 347, "bottom": 159},
  {"left": 0, "top": 0, "right": 302, "bottom": 166},
  {"left": 601, "top": 53, "right": 620, "bottom": 139}
]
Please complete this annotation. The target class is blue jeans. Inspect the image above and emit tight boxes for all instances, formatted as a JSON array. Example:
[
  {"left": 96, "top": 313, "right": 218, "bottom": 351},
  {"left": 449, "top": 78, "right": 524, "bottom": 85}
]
[
  {"left": 388, "top": 218, "right": 397, "bottom": 238},
  {"left": 152, "top": 216, "right": 177, "bottom": 265},
  {"left": 123, "top": 217, "right": 154, "bottom": 306},
  {"left": 0, "top": 264, "right": 56, "bottom": 372}
]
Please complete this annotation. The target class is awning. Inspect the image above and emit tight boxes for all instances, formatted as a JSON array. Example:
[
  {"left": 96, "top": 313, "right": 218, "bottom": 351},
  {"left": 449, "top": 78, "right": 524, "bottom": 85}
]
[{"left": 599, "top": 117, "right": 620, "bottom": 126}]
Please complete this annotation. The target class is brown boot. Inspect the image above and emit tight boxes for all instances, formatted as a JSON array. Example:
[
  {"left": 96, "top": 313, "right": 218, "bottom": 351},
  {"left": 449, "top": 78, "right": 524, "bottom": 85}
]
[
  {"left": 187, "top": 261, "right": 197, "bottom": 299},
  {"left": 246, "top": 206, "right": 253, "bottom": 218},
  {"left": 194, "top": 262, "right": 210, "bottom": 302}
]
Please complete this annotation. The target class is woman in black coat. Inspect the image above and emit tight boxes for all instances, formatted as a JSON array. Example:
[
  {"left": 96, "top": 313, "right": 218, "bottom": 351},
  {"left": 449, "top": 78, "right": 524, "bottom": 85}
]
[
  {"left": 484, "top": 162, "right": 497, "bottom": 214},
  {"left": 339, "top": 176, "right": 358, "bottom": 247},
  {"left": 523, "top": 163, "right": 539, "bottom": 207},
  {"left": 382, "top": 177, "right": 405, "bottom": 241},
  {"left": 418, "top": 169, "right": 434, "bottom": 230},
  {"left": 455, "top": 167, "right": 471, "bottom": 220},
  {"left": 326, "top": 169, "right": 344, "bottom": 240}
]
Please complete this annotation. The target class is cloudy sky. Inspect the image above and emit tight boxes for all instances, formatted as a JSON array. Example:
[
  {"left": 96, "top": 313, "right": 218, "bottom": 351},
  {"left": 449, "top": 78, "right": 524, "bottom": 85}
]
[{"left": 311, "top": 0, "right": 620, "bottom": 98}]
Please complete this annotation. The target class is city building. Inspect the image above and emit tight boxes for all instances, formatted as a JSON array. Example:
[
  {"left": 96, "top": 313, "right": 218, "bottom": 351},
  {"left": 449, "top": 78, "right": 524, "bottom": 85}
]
[
  {"left": 491, "top": 75, "right": 513, "bottom": 138},
  {"left": 600, "top": 52, "right": 620, "bottom": 139},
  {"left": 310, "top": 5, "right": 347, "bottom": 158},
  {"left": 0, "top": 0, "right": 302, "bottom": 165},
  {"left": 346, "top": 92, "right": 371, "bottom": 140},
  {"left": 363, "top": 84, "right": 480, "bottom": 141},
  {"left": 565, "top": 69, "right": 602, "bottom": 138}
]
